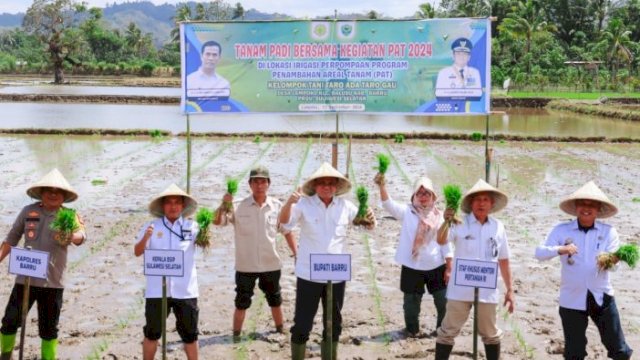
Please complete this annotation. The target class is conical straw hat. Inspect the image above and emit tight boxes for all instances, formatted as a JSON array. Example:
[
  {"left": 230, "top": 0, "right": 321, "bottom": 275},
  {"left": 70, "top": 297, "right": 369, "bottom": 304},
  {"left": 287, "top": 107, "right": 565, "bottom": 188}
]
[
  {"left": 559, "top": 181, "right": 618, "bottom": 218},
  {"left": 302, "top": 162, "right": 352, "bottom": 196},
  {"left": 148, "top": 184, "right": 198, "bottom": 218},
  {"left": 461, "top": 179, "right": 508, "bottom": 214},
  {"left": 26, "top": 168, "right": 78, "bottom": 203}
]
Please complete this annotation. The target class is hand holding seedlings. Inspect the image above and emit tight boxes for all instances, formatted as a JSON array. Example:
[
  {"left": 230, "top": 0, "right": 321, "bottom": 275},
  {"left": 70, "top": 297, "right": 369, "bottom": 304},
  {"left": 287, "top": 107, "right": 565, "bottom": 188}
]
[{"left": 597, "top": 243, "right": 638, "bottom": 271}]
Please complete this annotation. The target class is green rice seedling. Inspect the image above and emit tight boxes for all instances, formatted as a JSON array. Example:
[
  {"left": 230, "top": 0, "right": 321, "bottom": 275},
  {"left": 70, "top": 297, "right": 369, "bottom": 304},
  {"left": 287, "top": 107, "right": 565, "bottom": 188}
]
[
  {"left": 439, "top": 184, "right": 462, "bottom": 243},
  {"left": 225, "top": 178, "right": 239, "bottom": 210},
  {"left": 50, "top": 208, "right": 80, "bottom": 245},
  {"left": 195, "top": 208, "right": 215, "bottom": 251},
  {"left": 253, "top": 135, "right": 261, "bottom": 143},
  {"left": 394, "top": 134, "right": 405, "bottom": 143},
  {"left": 375, "top": 153, "right": 390, "bottom": 174},
  {"left": 149, "top": 129, "right": 163, "bottom": 138},
  {"left": 443, "top": 184, "right": 462, "bottom": 213},
  {"left": 471, "top": 132, "right": 483, "bottom": 141},
  {"left": 353, "top": 186, "right": 374, "bottom": 226},
  {"left": 597, "top": 243, "right": 639, "bottom": 270},
  {"left": 227, "top": 178, "right": 239, "bottom": 196},
  {"left": 91, "top": 178, "right": 107, "bottom": 186},
  {"left": 632, "top": 197, "right": 640, "bottom": 203}
]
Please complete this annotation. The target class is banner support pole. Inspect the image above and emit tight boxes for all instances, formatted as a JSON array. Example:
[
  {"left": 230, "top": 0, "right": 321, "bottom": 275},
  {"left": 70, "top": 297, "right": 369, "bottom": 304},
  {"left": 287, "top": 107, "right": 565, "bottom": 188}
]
[{"left": 186, "top": 114, "right": 192, "bottom": 193}]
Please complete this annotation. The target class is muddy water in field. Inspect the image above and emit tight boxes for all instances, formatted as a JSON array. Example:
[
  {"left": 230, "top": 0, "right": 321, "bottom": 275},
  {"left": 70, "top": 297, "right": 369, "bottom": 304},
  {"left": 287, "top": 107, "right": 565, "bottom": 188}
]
[
  {"left": 2, "top": 101, "right": 640, "bottom": 138},
  {"left": 0, "top": 135, "right": 639, "bottom": 359}
]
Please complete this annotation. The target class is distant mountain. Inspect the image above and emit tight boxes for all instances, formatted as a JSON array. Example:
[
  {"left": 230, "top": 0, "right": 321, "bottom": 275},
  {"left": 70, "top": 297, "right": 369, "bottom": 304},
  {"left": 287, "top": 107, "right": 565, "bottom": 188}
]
[
  {"left": 0, "top": 2, "right": 389, "bottom": 46},
  {"left": 0, "top": 12, "right": 23, "bottom": 29}
]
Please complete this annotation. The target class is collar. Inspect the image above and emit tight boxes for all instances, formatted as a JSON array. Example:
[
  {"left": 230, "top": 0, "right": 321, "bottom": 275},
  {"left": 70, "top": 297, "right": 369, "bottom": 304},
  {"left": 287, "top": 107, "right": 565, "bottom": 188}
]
[
  {"left": 249, "top": 195, "right": 272, "bottom": 208},
  {"left": 163, "top": 216, "right": 184, "bottom": 227},
  {"left": 467, "top": 212, "right": 493, "bottom": 225},
  {"left": 312, "top": 193, "right": 334, "bottom": 207},
  {"left": 573, "top": 219, "right": 598, "bottom": 233}
]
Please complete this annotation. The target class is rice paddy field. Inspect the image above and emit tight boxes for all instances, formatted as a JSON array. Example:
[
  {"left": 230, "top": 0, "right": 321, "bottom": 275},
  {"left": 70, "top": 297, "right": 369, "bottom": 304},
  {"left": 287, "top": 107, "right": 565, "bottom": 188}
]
[{"left": 0, "top": 134, "right": 638, "bottom": 359}]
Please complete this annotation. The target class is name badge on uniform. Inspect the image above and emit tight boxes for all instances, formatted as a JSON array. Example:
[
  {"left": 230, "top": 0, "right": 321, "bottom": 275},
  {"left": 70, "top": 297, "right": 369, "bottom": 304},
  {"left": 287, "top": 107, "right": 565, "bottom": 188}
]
[{"left": 181, "top": 229, "right": 193, "bottom": 241}]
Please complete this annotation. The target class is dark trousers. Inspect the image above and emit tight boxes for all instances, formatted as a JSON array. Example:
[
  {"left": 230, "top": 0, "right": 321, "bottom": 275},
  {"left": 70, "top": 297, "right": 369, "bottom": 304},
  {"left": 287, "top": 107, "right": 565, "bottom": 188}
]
[
  {"left": 290, "top": 277, "right": 345, "bottom": 344},
  {"left": 0, "top": 284, "right": 63, "bottom": 340},
  {"left": 559, "top": 291, "right": 633, "bottom": 360}
]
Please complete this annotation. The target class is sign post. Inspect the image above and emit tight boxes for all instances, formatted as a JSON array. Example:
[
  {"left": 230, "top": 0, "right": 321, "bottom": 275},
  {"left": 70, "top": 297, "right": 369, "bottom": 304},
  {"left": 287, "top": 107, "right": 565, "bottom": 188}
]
[
  {"left": 144, "top": 249, "right": 185, "bottom": 360},
  {"left": 310, "top": 254, "right": 351, "bottom": 360},
  {"left": 453, "top": 258, "right": 499, "bottom": 360},
  {"left": 9, "top": 246, "right": 49, "bottom": 360}
]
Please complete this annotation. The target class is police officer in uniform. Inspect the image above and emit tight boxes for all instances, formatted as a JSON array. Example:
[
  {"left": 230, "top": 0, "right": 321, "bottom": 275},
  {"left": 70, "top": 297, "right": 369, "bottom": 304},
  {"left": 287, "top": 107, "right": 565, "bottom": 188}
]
[
  {"left": 435, "top": 37, "right": 482, "bottom": 92},
  {"left": 0, "top": 168, "right": 86, "bottom": 360}
]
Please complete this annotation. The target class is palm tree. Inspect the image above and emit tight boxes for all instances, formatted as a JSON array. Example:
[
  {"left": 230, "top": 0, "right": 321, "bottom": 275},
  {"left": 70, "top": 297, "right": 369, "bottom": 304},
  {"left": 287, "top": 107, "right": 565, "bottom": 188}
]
[
  {"left": 499, "top": 0, "right": 556, "bottom": 72},
  {"left": 170, "top": 4, "right": 192, "bottom": 44},
  {"left": 415, "top": 3, "right": 436, "bottom": 18},
  {"left": 450, "top": 0, "right": 491, "bottom": 17},
  {"left": 593, "top": 18, "right": 634, "bottom": 84}
]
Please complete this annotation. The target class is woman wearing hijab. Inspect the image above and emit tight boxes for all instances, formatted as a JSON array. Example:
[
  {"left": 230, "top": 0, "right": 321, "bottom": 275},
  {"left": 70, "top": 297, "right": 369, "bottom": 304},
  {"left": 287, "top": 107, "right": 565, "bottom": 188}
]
[{"left": 375, "top": 174, "right": 452, "bottom": 337}]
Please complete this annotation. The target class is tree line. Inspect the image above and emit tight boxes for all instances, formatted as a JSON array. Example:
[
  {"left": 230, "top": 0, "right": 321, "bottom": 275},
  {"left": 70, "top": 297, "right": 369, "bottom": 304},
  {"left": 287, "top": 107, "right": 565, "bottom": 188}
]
[{"left": 0, "top": 0, "right": 638, "bottom": 92}]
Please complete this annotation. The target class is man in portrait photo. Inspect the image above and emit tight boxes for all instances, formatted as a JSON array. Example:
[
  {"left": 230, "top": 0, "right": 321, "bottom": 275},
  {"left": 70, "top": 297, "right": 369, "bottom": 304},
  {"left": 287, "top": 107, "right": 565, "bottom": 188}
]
[
  {"left": 435, "top": 37, "right": 482, "bottom": 99},
  {"left": 186, "top": 40, "right": 231, "bottom": 98}
]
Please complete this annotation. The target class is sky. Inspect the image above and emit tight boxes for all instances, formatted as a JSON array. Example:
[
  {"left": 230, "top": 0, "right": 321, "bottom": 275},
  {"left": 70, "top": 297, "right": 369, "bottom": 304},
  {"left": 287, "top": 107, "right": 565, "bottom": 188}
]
[{"left": 2, "top": 0, "right": 434, "bottom": 18}]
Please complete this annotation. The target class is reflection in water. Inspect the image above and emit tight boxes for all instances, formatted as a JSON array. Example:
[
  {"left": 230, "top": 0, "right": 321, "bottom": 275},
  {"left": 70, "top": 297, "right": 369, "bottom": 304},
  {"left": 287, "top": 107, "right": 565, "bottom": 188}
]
[{"left": 1, "top": 102, "right": 639, "bottom": 138}]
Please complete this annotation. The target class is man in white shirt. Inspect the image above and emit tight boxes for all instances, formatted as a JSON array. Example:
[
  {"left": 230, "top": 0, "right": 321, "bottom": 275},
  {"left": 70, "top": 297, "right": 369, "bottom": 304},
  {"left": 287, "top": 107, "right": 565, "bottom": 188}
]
[
  {"left": 435, "top": 37, "right": 482, "bottom": 98},
  {"left": 535, "top": 181, "right": 633, "bottom": 360},
  {"left": 186, "top": 40, "right": 231, "bottom": 98},
  {"left": 434, "top": 179, "right": 514, "bottom": 360},
  {"left": 134, "top": 184, "right": 200, "bottom": 360},
  {"left": 279, "top": 162, "right": 375, "bottom": 360}
]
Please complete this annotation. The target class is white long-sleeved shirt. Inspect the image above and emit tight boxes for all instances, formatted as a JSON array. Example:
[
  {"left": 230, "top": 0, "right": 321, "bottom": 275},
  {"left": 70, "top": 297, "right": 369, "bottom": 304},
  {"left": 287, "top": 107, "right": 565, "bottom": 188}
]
[
  {"left": 137, "top": 216, "right": 199, "bottom": 299},
  {"left": 535, "top": 219, "right": 618, "bottom": 309},
  {"left": 382, "top": 198, "right": 452, "bottom": 271},
  {"left": 446, "top": 213, "right": 510, "bottom": 303},
  {"left": 282, "top": 194, "right": 358, "bottom": 282}
]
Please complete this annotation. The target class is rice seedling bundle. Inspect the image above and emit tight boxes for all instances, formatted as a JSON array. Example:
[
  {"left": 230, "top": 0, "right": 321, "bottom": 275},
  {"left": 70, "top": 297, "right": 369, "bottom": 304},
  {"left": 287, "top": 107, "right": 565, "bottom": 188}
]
[
  {"left": 195, "top": 208, "right": 215, "bottom": 251},
  {"left": 50, "top": 208, "right": 80, "bottom": 245}
]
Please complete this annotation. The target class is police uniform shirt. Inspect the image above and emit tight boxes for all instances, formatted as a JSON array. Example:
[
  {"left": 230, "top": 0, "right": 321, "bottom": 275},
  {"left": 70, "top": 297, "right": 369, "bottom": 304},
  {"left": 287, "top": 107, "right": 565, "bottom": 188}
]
[
  {"left": 535, "top": 219, "right": 618, "bottom": 310},
  {"left": 446, "top": 213, "right": 510, "bottom": 303},
  {"left": 137, "top": 216, "right": 199, "bottom": 299},
  {"left": 435, "top": 65, "right": 482, "bottom": 90},
  {"left": 4, "top": 203, "right": 87, "bottom": 289},
  {"left": 282, "top": 194, "right": 358, "bottom": 282}
]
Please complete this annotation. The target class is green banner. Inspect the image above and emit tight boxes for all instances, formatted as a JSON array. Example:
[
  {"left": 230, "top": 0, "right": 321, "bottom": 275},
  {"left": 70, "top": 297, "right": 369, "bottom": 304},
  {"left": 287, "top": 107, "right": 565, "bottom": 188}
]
[{"left": 181, "top": 19, "right": 491, "bottom": 115}]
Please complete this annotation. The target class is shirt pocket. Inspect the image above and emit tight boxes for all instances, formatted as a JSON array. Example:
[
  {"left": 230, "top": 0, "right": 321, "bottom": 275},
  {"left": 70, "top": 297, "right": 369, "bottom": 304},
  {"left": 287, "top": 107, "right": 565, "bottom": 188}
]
[
  {"left": 266, "top": 211, "right": 279, "bottom": 239},
  {"left": 331, "top": 211, "right": 350, "bottom": 238},
  {"left": 24, "top": 220, "right": 39, "bottom": 241},
  {"left": 236, "top": 214, "right": 254, "bottom": 238}
]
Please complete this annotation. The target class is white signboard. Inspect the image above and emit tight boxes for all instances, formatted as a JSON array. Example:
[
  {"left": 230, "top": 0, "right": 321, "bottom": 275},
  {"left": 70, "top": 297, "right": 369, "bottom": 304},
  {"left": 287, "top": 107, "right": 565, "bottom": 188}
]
[
  {"left": 9, "top": 247, "right": 49, "bottom": 280},
  {"left": 144, "top": 249, "right": 184, "bottom": 277},
  {"left": 309, "top": 254, "right": 351, "bottom": 282},
  {"left": 454, "top": 258, "right": 498, "bottom": 289}
]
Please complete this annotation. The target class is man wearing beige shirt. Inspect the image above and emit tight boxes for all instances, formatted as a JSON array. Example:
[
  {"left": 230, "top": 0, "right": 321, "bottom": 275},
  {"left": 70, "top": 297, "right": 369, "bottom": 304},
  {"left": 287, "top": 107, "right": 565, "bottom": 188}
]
[{"left": 214, "top": 166, "right": 297, "bottom": 340}]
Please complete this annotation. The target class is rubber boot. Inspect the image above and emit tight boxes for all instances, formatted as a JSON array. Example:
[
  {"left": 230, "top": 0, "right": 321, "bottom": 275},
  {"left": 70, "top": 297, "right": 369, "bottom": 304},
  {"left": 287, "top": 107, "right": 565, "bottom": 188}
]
[
  {"left": 484, "top": 343, "right": 500, "bottom": 360},
  {"left": 0, "top": 333, "right": 16, "bottom": 360},
  {"left": 432, "top": 289, "right": 447, "bottom": 329},
  {"left": 320, "top": 340, "right": 338, "bottom": 360},
  {"left": 41, "top": 339, "right": 57, "bottom": 360},
  {"left": 290, "top": 341, "right": 306, "bottom": 360},
  {"left": 435, "top": 342, "right": 453, "bottom": 360},
  {"left": 403, "top": 292, "right": 422, "bottom": 336}
]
